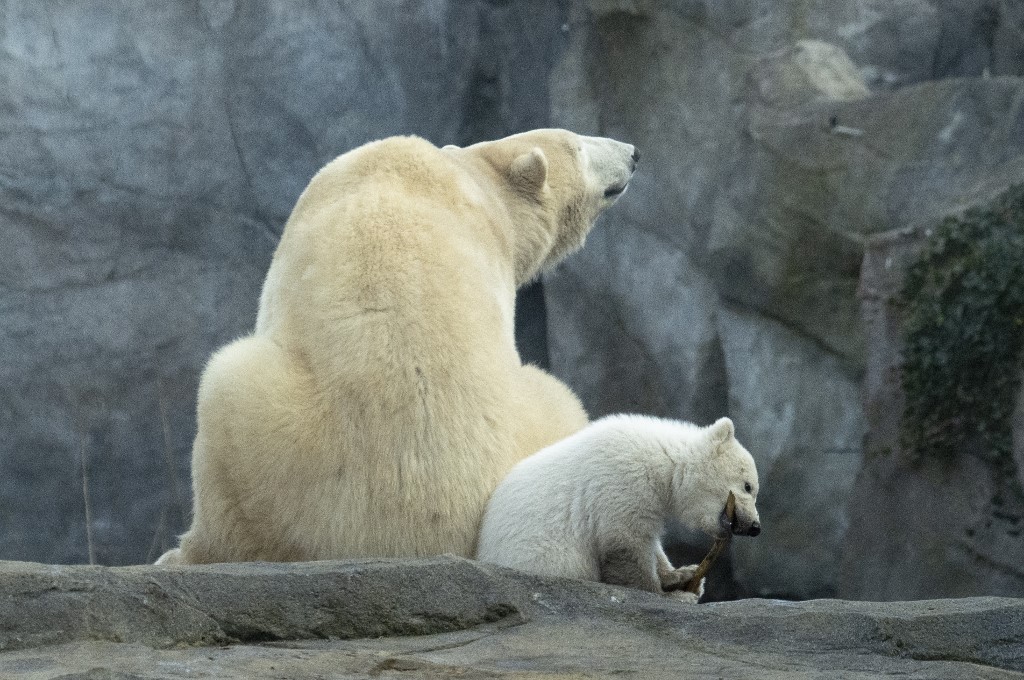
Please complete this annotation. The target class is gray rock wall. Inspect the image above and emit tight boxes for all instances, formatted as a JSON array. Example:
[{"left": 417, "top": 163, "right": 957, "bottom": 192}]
[
  {"left": 839, "top": 224, "right": 1024, "bottom": 600},
  {"left": 0, "top": 0, "right": 564, "bottom": 565},
  {"left": 546, "top": 0, "right": 1024, "bottom": 598},
  {"left": 3, "top": 0, "right": 1023, "bottom": 603}
]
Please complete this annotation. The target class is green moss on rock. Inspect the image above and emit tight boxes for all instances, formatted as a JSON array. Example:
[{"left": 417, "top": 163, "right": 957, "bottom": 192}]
[{"left": 899, "top": 185, "right": 1024, "bottom": 462}]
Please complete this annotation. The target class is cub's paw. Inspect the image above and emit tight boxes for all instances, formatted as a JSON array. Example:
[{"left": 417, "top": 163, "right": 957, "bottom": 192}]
[
  {"left": 664, "top": 588, "right": 702, "bottom": 605},
  {"left": 684, "top": 576, "right": 706, "bottom": 601},
  {"left": 659, "top": 563, "right": 700, "bottom": 591}
]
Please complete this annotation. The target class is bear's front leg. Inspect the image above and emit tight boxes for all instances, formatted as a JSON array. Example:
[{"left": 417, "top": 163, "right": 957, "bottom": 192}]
[{"left": 656, "top": 544, "right": 704, "bottom": 604}]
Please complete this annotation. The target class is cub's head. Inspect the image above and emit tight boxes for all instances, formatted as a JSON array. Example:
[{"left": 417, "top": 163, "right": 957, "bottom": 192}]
[
  {"left": 444, "top": 129, "right": 638, "bottom": 284},
  {"left": 673, "top": 417, "right": 761, "bottom": 539}
]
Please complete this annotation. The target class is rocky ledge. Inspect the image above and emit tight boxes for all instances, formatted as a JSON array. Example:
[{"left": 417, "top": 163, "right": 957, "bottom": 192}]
[{"left": 0, "top": 556, "right": 1020, "bottom": 679}]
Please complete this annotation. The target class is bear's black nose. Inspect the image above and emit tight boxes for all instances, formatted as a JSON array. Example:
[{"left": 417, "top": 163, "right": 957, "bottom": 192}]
[
  {"left": 748, "top": 521, "right": 761, "bottom": 537},
  {"left": 631, "top": 147, "right": 640, "bottom": 169}
]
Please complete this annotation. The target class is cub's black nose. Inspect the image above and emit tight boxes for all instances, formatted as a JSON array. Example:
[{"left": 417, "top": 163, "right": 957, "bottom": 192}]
[
  {"left": 630, "top": 148, "right": 640, "bottom": 170},
  {"left": 748, "top": 521, "right": 761, "bottom": 537}
]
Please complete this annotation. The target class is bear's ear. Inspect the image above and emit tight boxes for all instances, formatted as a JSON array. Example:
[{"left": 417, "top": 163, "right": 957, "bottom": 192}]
[
  {"left": 708, "top": 417, "right": 735, "bottom": 447},
  {"left": 510, "top": 147, "right": 549, "bottom": 193}
]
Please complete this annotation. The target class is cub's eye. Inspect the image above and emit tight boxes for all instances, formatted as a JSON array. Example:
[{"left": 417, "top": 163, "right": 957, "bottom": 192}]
[{"left": 744, "top": 482, "right": 752, "bottom": 494}]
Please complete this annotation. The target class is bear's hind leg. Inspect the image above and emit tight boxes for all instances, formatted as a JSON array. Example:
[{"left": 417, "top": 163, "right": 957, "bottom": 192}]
[
  {"left": 155, "top": 548, "right": 182, "bottom": 565},
  {"left": 168, "top": 336, "right": 323, "bottom": 564},
  {"left": 598, "top": 539, "right": 661, "bottom": 593},
  {"left": 511, "top": 364, "right": 589, "bottom": 459}
]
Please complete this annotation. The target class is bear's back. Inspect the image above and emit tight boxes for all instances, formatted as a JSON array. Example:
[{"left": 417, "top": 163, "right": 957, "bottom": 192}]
[{"left": 287, "top": 136, "right": 464, "bottom": 225}]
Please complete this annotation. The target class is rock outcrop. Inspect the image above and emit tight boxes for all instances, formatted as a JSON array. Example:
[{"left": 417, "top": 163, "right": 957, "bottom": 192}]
[
  {"left": 0, "top": 557, "right": 1021, "bottom": 678},
  {"left": 839, "top": 208, "right": 1024, "bottom": 601}
]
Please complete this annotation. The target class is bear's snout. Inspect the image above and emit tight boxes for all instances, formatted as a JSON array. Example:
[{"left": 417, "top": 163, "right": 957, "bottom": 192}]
[
  {"left": 582, "top": 136, "right": 638, "bottom": 201},
  {"left": 732, "top": 512, "right": 761, "bottom": 538}
]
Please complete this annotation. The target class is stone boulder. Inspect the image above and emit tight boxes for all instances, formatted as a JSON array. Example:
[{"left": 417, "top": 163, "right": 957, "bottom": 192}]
[{"left": 0, "top": 557, "right": 1022, "bottom": 678}]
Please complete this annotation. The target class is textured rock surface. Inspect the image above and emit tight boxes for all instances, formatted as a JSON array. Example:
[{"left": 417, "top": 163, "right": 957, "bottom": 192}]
[
  {"left": 718, "top": 307, "right": 864, "bottom": 599},
  {"left": 839, "top": 225, "right": 1024, "bottom": 601},
  {"left": 4, "top": 0, "right": 1024, "bottom": 604},
  {"left": 1016, "top": 378, "right": 1024, "bottom": 492},
  {"left": 0, "top": 557, "right": 1022, "bottom": 678},
  {"left": 0, "top": 1, "right": 563, "bottom": 565},
  {"left": 546, "top": 0, "right": 1024, "bottom": 599}
]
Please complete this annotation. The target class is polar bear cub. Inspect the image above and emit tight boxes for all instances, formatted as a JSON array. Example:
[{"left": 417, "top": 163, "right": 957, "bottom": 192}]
[{"left": 476, "top": 415, "right": 760, "bottom": 603}]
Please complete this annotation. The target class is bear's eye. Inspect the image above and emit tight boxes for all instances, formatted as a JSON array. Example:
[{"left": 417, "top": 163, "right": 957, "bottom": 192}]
[{"left": 744, "top": 482, "right": 752, "bottom": 494}]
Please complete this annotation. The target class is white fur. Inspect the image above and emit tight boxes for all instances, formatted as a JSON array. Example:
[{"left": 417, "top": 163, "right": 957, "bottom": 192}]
[{"left": 476, "top": 415, "right": 760, "bottom": 602}]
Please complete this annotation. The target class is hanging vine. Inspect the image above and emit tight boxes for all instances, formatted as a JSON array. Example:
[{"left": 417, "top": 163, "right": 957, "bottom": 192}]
[{"left": 898, "top": 184, "right": 1024, "bottom": 463}]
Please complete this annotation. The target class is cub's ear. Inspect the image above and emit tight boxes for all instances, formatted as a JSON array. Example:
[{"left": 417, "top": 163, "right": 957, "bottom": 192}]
[
  {"left": 708, "top": 417, "right": 735, "bottom": 446},
  {"left": 510, "top": 147, "right": 548, "bottom": 193}
]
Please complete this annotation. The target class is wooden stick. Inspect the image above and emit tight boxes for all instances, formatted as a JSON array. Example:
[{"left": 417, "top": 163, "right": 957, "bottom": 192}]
[{"left": 678, "top": 491, "right": 736, "bottom": 594}]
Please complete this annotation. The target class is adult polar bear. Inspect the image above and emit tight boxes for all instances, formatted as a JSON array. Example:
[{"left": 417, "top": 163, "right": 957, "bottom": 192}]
[{"left": 158, "top": 129, "right": 638, "bottom": 564}]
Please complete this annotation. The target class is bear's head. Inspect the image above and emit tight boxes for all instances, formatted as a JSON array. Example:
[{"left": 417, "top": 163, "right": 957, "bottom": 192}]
[
  {"left": 673, "top": 417, "right": 761, "bottom": 539},
  {"left": 444, "top": 129, "right": 638, "bottom": 285}
]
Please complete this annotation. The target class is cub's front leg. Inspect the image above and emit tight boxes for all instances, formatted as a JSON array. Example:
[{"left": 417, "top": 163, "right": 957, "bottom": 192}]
[
  {"left": 598, "top": 539, "right": 662, "bottom": 593},
  {"left": 656, "top": 543, "right": 704, "bottom": 604}
]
